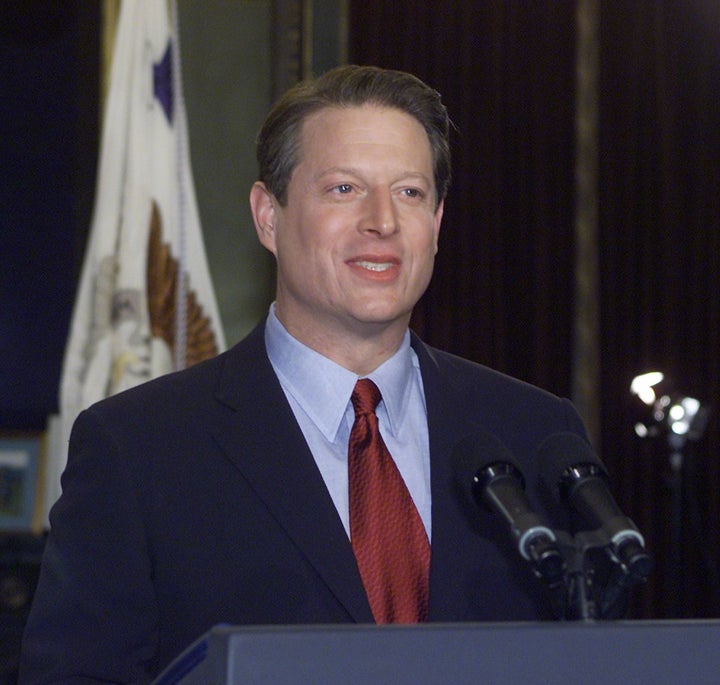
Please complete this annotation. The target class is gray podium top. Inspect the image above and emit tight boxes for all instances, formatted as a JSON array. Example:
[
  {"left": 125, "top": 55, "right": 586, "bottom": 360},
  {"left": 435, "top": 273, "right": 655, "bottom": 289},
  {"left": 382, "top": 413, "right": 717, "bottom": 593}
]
[{"left": 155, "top": 620, "right": 720, "bottom": 685}]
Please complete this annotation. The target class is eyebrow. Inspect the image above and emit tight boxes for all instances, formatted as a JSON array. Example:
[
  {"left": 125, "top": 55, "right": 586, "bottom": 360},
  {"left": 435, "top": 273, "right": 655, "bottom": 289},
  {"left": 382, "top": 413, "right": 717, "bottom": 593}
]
[{"left": 313, "top": 167, "right": 432, "bottom": 185}]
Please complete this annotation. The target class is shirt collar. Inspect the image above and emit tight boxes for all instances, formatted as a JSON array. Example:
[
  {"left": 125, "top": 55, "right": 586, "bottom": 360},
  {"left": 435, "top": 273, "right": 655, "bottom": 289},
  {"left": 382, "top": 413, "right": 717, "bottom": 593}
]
[{"left": 264, "top": 304, "right": 415, "bottom": 441}]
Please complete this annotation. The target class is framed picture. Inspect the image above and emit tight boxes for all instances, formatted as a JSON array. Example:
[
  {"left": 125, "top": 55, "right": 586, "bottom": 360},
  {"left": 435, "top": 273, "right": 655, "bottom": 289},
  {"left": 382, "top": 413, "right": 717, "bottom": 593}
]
[{"left": 0, "top": 436, "right": 44, "bottom": 532}]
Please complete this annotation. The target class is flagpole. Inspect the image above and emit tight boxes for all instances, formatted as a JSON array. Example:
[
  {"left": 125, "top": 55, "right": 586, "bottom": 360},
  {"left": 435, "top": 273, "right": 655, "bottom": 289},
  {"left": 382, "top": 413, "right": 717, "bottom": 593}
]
[
  {"left": 101, "top": 0, "right": 120, "bottom": 110},
  {"left": 170, "top": 0, "right": 188, "bottom": 371}
]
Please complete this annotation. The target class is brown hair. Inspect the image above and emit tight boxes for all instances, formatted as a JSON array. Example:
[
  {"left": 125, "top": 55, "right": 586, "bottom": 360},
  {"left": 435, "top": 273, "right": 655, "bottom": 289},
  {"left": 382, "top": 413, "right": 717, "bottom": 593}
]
[{"left": 256, "top": 65, "right": 451, "bottom": 208}]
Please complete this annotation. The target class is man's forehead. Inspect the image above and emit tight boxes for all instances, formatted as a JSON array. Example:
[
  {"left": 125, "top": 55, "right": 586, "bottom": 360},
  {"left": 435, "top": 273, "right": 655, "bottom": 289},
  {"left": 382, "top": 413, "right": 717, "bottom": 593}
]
[{"left": 297, "top": 105, "right": 432, "bottom": 161}]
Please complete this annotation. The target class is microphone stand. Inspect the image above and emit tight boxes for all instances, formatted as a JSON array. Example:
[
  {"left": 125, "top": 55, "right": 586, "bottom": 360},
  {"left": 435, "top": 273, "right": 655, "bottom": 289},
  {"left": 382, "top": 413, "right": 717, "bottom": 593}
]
[
  {"left": 552, "top": 528, "right": 651, "bottom": 621},
  {"left": 554, "top": 530, "right": 602, "bottom": 620}
]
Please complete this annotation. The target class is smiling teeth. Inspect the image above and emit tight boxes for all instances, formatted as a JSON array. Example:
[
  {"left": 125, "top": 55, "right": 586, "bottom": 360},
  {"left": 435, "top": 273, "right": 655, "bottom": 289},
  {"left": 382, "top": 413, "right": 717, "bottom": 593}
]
[{"left": 356, "top": 261, "right": 392, "bottom": 271}]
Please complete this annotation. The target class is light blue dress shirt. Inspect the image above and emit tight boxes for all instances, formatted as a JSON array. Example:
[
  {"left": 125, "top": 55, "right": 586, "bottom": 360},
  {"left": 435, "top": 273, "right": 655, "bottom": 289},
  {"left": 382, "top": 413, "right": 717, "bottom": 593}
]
[{"left": 264, "top": 305, "right": 432, "bottom": 540}]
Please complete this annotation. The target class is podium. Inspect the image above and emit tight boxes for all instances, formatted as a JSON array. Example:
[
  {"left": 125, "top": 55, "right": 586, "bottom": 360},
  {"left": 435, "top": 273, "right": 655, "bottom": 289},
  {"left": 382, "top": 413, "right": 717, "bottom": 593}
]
[{"left": 154, "top": 620, "right": 720, "bottom": 685}]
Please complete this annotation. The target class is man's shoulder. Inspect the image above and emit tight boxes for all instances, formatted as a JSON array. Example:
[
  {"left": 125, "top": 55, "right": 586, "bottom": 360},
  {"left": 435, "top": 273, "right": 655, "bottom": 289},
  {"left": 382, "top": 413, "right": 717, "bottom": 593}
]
[
  {"left": 86, "top": 320, "right": 269, "bottom": 417},
  {"left": 412, "top": 334, "right": 561, "bottom": 404},
  {"left": 410, "top": 333, "right": 587, "bottom": 445}
]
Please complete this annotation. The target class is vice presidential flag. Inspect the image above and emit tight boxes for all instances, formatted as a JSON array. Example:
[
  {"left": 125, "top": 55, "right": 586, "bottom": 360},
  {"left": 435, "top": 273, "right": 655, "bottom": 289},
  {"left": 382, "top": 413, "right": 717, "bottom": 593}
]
[{"left": 49, "top": 0, "right": 226, "bottom": 518}]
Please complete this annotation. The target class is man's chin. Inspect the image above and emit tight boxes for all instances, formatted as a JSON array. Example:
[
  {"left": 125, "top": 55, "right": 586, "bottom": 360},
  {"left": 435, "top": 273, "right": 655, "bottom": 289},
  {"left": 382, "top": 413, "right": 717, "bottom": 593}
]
[{"left": 349, "top": 306, "right": 413, "bottom": 332}]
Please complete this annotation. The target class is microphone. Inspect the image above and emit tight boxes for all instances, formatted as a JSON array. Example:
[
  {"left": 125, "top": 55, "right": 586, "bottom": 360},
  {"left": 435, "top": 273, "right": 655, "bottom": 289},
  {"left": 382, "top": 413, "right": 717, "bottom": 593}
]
[
  {"left": 537, "top": 432, "right": 653, "bottom": 582},
  {"left": 453, "top": 431, "right": 565, "bottom": 586}
]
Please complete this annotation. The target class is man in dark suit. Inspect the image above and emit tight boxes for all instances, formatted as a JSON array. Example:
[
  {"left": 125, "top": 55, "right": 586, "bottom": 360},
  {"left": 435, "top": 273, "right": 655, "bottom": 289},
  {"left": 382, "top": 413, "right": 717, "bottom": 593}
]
[{"left": 20, "top": 65, "right": 588, "bottom": 683}]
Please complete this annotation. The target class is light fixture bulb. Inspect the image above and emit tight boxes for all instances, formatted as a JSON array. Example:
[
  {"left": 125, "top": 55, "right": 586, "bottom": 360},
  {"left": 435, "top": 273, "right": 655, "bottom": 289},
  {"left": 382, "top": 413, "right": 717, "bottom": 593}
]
[
  {"left": 630, "top": 372, "right": 665, "bottom": 406},
  {"left": 630, "top": 372, "right": 708, "bottom": 443}
]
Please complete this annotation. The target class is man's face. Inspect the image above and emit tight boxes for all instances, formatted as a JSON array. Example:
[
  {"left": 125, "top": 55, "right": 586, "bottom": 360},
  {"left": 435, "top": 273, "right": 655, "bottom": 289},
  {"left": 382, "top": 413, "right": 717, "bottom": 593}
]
[{"left": 253, "top": 104, "right": 443, "bottom": 347}]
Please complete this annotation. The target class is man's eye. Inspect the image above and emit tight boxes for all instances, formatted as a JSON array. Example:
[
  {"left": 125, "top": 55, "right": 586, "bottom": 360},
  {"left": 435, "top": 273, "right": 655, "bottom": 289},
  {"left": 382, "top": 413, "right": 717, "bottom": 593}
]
[
  {"left": 334, "top": 184, "right": 353, "bottom": 194},
  {"left": 402, "top": 188, "right": 423, "bottom": 199}
]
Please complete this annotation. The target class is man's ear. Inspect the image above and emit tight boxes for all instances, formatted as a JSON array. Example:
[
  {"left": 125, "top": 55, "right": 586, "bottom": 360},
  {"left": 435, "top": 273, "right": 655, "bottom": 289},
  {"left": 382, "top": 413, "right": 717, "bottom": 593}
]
[
  {"left": 250, "top": 181, "right": 278, "bottom": 255},
  {"left": 432, "top": 198, "right": 444, "bottom": 254}
]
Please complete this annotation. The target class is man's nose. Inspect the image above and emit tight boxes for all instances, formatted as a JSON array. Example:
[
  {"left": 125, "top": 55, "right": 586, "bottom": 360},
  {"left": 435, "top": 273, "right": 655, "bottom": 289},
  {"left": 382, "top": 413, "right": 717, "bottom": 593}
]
[{"left": 360, "top": 189, "right": 398, "bottom": 236}]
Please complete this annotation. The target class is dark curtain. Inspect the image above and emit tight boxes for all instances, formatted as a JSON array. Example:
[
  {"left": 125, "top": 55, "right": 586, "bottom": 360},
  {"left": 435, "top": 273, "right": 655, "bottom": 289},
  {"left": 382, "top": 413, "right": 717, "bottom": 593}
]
[
  {"left": 0, "top": 0, "right": 99, "bottom": 430},
  {"left": 350, "top": 0, "right": 720, "bottom": 618},
  {"left": 598, "top": 1, "right": 720, "bottom": 618}
]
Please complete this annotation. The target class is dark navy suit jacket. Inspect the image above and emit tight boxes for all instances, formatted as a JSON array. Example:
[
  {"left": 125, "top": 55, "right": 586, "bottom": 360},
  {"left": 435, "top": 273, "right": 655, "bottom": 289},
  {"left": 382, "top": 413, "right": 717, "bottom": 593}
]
[{"left": 20, "top": 322, "right": 587, "bottom": 683}]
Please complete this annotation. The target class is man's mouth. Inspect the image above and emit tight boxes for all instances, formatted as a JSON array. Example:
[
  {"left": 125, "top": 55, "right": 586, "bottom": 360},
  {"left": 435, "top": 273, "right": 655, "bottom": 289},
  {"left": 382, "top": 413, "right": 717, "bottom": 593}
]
[{"left": 354, "top": 260, "right": 394, "bottom": 272}]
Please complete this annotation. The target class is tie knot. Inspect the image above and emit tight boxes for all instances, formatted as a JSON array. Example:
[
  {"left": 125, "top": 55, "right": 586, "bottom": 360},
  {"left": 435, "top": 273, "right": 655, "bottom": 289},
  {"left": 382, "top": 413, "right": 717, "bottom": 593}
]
[{"left": 351, "top": 378, "right": 382, "bottom": 417}]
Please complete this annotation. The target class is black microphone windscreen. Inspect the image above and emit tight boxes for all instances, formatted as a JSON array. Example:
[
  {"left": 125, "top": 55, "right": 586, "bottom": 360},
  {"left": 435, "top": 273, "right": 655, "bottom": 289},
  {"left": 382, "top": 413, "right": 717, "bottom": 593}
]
[
  {"left": 453, "top": 430, "right": 518, "bottom": 484},
  {"left": 536, "top": 432, "right": 608, "bottom": 497}
]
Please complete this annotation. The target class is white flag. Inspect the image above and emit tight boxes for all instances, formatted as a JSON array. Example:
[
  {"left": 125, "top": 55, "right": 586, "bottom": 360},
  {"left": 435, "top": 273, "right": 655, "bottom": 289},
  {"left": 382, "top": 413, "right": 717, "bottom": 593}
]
[{"left": 48, "top": 0, "right": 226, "bottom": 519}]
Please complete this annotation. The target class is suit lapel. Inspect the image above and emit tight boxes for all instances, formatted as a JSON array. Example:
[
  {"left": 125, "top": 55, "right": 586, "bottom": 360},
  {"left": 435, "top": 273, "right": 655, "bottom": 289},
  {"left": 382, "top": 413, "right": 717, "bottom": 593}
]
[
  {"left": 413, "top": 335, "right": 487, "bottom": 621},
  {"left": 210, "top": 324, "right": 373, "bottom": 623}
]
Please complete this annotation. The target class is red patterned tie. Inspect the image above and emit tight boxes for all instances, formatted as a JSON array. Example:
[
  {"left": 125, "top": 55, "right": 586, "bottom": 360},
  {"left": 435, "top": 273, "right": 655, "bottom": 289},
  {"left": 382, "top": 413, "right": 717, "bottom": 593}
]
[{"left": 348, "top": 378, "right": 430, "bottom": 623}]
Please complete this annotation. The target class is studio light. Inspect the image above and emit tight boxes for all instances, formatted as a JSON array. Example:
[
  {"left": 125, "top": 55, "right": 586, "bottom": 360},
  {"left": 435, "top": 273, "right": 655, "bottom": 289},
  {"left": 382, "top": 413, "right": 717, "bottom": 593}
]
[{"left": 630, "top": 371, "right": 709, "bottom": 442}]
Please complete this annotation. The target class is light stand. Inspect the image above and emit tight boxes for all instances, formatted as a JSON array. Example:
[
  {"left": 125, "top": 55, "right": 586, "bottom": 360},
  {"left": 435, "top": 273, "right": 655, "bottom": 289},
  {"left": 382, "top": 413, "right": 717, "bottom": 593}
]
[{"left": 630, "top": 372, "right": 710, "bottom": 617}]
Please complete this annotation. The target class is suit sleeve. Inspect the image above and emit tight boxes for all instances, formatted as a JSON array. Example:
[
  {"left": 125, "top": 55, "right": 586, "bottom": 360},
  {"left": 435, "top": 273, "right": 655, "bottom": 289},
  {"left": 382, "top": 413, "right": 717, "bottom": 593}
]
[{"left": 19, "top": 408, "right": 159, "bottom": 684}]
